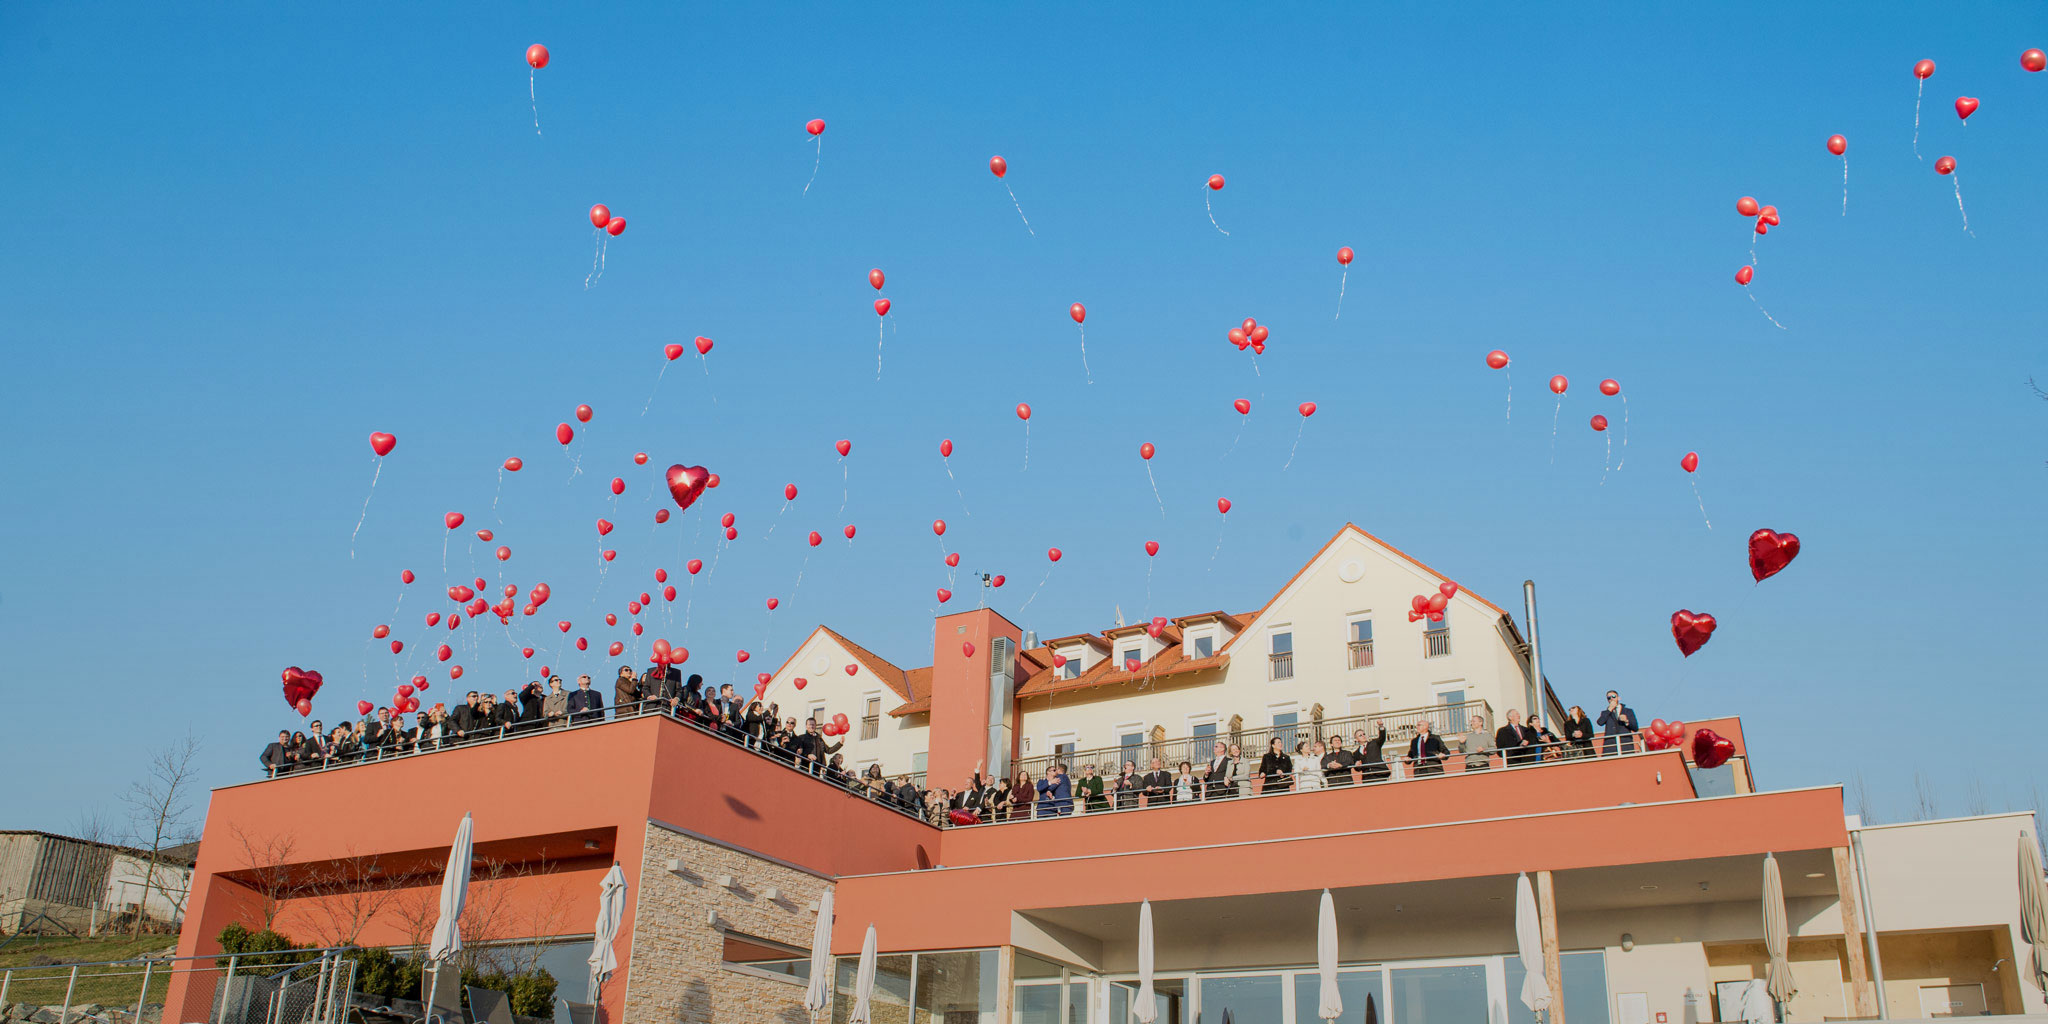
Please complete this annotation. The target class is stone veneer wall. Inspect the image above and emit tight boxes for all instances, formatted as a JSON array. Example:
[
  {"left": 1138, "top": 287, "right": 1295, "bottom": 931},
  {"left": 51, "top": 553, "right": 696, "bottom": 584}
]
[{"left": 623, "top": 820, "right": 836, "bottom": 1024}]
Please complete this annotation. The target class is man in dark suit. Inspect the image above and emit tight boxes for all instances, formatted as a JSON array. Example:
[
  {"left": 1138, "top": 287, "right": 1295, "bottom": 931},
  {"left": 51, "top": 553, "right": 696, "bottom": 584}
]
[
  {"left": 492, "top": 690, "right": 521, "bottom": 733},
  {"left": 1407, "top": 720, "right": 1448, "bottom": 776},
  {"left": 1354, "top": 723, "right": 1391, "bottom": 783},
  {"left": 451, "top": 691, "right": 482, "bottom": 741},
  {"left": 1202, "top": 741, "right": 1236, "bottom": 800},
  {"left": 517, "top": 682, "right": 545, "bottom": 729},
  {"left": 1140, "top": 757, "right": 1173, "bottom": 807},
  {"left": 1322, "top": 737, "right": 1357, "bottom": 786},
  {"left": 260, "top": 731, "right": 291, "bottom": 775},
  {"left": 360, "top": 708, "right": 393, "bottom": 753},
  {"left": 1495, "top": 710, "right": 1539, "bottom": 767},
  {"left": 567, "top": 675, "right": 606, "bottom": 724},
  {"left": 1597, "top": 690, "right": 1638, "bottom": 756}
]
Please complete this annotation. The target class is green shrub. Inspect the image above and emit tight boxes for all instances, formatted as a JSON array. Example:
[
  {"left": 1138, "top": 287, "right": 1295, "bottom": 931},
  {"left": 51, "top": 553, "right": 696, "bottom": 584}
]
[
  {"left": 505, "top": 966, "right": 558, "bottom": 1017},
  {"left": 214, "top": 923, "right": 300, "bottom": 978}
]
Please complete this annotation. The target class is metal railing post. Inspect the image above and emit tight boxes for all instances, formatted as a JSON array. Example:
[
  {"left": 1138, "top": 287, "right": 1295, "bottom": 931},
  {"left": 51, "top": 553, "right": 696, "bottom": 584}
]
[
  {"left": 60, "top": 964, "right": 78, "bottom": 1023},
  {"left": 136, "top": 957, "right": 156, "bottom": 1024},
  {"left": 221, "top": 953, "right": 238, "bottom": 1024},
  {"left": 310, "top": 951, "right": 330, "bottom": 1024},
  {"left": 0, "top": 967, "right": 10, "bottom": 1007}
]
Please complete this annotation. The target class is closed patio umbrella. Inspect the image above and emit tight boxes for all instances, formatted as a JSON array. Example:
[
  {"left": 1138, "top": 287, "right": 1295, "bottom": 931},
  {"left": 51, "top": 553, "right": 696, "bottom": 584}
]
[
  {"left": 1515, "top": 873, "right": 1553, "bottom": 1016},
  {"left": 424, "top": 812, "right": 474, "bottom": 1016},
  {"left": 1316, "top": 889, "right": 1342, "bottom": 1020},
  {"left": 1763, "top": 853, "right": 1797, "bottom": 1014},
  {"left": 587, "top": 863, "right": 628, "bottom": 1015},
  {"left": 2021, "top": 833, "right": 2048, "bottom": 997},
  {"left": 804, "top": 890, "right": 835, "bottom": 1020},
  {"left": 1136, "top": 899, "right": 1157, "bottom": 1024},
  {"left": 848, "top": 924, "right": 878, "bottom": 1024}
]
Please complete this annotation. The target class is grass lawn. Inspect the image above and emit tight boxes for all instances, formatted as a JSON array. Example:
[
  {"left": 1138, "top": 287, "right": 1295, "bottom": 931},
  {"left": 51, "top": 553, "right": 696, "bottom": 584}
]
[{"left": 0, "top": 934, "right": 179, "bottom": 1009}]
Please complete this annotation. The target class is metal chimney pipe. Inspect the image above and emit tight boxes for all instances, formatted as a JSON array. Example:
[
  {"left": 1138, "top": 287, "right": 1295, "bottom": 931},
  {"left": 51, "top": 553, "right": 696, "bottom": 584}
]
[{"left": 1522, "top": 580, "right": 1545, "bottom": 730}]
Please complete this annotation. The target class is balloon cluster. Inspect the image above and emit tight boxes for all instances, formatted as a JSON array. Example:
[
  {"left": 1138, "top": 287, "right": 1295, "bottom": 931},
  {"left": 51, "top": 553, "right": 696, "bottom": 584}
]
[
  {"left": 281, "top": 666, "right": 324, "bottom": 717},
  {"left": 1226, "top": 316, "right": 1269, "bottom": 355},
  {"left": 589, "top": 203, "right": 627, "bottom": 237},
  {"left": 1406, "top": 581, "right": 1457, "bottom": 623},
  {"left": 1641, "top": 718, "right": 1687, "bottom": 751},
  {"left": 1735, "top": 195, "right": 1780, "bottom": 238}
]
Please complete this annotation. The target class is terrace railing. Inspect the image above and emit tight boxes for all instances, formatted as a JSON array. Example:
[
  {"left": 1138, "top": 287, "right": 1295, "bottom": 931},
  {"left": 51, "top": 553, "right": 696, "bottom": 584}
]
[{"left": 0, "top": 945, "right": 356, "bottom": 1024}]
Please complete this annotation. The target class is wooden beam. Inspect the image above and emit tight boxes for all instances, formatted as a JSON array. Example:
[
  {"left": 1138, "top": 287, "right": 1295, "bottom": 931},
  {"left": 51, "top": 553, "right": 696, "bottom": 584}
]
[
  {"left": 996, "top": 944, "right": 1017, "bottom": 1024},
  {"left": 1833, "top": 846, "right": 1876, "bottom": 1017},
  {"left": 1537, "top": 869, "right": 1565, "bottom": 1024}
]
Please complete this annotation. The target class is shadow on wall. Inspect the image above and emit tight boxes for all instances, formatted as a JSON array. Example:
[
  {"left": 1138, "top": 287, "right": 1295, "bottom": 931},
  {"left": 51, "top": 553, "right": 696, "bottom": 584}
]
[
  {"left": 724, "top": 795, "right": 761, "bottom": 821},
  {"left": 916, "top": 845, "right": 932, "bottom": 869}
]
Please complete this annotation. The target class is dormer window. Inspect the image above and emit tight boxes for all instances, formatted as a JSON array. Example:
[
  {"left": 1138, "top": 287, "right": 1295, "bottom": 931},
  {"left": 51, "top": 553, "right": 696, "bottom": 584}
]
[
  {"left": 1120, "top": 646, "right": 1142, "bottom": 667},
  {"left": 1192, "top": 633, "right": 1214, "bottom": 658},
  {"left": 1061, "top": 656, "right": 1081, "bottom": 679}
]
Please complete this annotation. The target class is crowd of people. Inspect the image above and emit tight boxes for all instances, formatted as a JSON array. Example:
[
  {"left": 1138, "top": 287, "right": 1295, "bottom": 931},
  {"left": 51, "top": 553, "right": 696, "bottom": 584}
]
[
  {"left": 915, "top": 690, "right": 1648, "bottom": 828},
  {"left": 256, "top": 664, "right": 940, "bottom": 821},
  {"left": 261, "top": 674, "right": 1649, "bottom": 830}
]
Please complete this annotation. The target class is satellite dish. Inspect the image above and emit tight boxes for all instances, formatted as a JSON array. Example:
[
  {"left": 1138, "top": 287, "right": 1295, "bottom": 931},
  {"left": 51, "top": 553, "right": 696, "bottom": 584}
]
[{"left": 1337, "top": 559, "right": 1366, "bottom": 583}]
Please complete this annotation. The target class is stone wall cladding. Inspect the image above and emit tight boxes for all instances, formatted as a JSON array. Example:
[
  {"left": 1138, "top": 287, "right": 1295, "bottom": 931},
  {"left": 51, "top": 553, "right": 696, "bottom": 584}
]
[{"left": 623, "top": 822, "right": 834, "bottom": 1024}]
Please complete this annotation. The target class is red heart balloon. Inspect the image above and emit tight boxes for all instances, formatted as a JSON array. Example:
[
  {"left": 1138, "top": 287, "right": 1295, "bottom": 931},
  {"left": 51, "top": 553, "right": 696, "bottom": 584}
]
[
  {"left": 1690, "top": 727, "right": 1736, "bottom": 769},
  {"left": 666, "top": 465, "right": 711, "bottom": 512},
  {"left": 1234, "top": 399, "right": 1251, "bottom": 415},
  {"left": 945, "top": 552, "right": 959, "bottom": 567},
  {"left": 1955, "top": 96, "right": 1979, "bottom": 120},
  {"left": 280, "top": 666, "right": 324, "bottom": 710},
  {"left": 695, "top": 336, "right": 714, "bottom": 355},
  {"left": 736, "top": 650, "right": 750, "bottom": 663},
  {"left": 844, "top": 663, "right": 858, "bottom": 676},
  {"left": 369, "top": 432, "right": 397, "bottom": 456},
  {"left": 936, "top": 588, "right": 953, "bottom": 603},
  {"left": 1748, "top": 529, "right": 1801, "bottom": 583},
  {"left": 992, "top": 575, "right": 1005, "bottom": 587},
  {"left": 664, "top": 343, "right": 684, "bottom": 361},
  {"left": 596, "top": 518, "right": 614, "bottom": 536},
  {"left": 357, "top": 700, "right": 374, "bottom": 716},
  {"left": 1670, "top": 610, "right": 1718, "bottom": 658},
  {"left": 793, "top": 677, "right": 807, "bottom": 690},
  {"left": 1144, "top": 540, "right": 1159, "bottom": 556},
  {"left": 766, "top": 597, "right": 779, "bottom": 610}
]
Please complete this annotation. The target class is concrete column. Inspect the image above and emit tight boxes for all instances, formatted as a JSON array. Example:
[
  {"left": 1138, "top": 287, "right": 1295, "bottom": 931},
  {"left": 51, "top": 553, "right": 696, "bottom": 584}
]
[
  {"left": 996, "top": 944, "right": 1017, "bottom": 1024},
  {"left": 1833, "top": 846, "right": 1877, "bottom": 1017},
  {"left": 1537, "top": 869, "right": 1565, "bottom": 1024}
]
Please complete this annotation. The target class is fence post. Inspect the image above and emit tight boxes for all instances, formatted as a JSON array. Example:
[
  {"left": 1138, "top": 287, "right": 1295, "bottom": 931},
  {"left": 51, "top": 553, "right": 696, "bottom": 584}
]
[
  {"left": 60, "top": 964, "right": 78, "bottom": 1023},
  {"left": 135, "top": 958, "right": 156, "bottom": 1024},
  {"left": 220, "top": 953, "right": 238, "bottom": 1024}
]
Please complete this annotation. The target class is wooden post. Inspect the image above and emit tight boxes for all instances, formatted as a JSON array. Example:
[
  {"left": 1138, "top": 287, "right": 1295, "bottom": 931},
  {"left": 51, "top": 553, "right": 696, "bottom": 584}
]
[
  {"left": 1537, "top": 869, "right": 1565, "bottom": 1024},
  {"left": 1833, "top": 846, "right": 1876, "bottom": 1017},
  {"left": 995, "top": 944, "right": 1017, "bottom": 1024}
]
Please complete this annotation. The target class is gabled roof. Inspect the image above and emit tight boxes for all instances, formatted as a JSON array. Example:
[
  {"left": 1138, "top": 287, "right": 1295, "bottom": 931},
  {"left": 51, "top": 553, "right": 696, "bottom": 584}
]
[
  {"left": 1014, "top": 640, "right": 1228, "bottom": 699},
  {"left": 769, "top": 625, "right": 923, "bottom": 706},
  {"left": 1218, "top": 522, "right": 1509, "bottom": 657}
]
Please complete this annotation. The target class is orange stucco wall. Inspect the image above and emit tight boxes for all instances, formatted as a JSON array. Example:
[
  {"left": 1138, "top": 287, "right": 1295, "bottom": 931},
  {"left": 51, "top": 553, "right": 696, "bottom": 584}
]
[
  {"left": 926, "top": 608, "right": 1022, "bottom": 792},
  {"left": 169, "top": 714, "right": 935, "bottom": 1022},
  {"left": 830, "top": 785, "right": 1848, "bottom": 954}
]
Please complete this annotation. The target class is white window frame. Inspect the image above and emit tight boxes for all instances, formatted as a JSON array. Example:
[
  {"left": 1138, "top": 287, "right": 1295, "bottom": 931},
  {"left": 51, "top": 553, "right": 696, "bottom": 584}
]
[
  {"left": 1346, "top": 613, "right": 1375, "bottom": 671},
  {"left": 1047, "top": 730, "right": 1079, "bottom": 764},
  {"left": 859, "top": 690, "right": 882, "bottom": 741},
  {"left": 1186, "top": 711, "right": 1221, "bottom": 741},
  {"left": 1267, "top": 623, "right": 1296, "bottom": 683},
  {"left": 808, "top": 701, "right": 827, "bottom": 727}
]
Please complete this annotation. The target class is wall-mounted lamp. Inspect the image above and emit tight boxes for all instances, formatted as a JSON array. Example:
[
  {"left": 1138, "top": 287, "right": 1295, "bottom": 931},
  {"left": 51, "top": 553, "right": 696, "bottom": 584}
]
[
  {"left": 706, "top": 910, "right": 721, "bottom": 928},
  {"left": 1621, "top": 933, "right": 1635, "bottom": 952}
]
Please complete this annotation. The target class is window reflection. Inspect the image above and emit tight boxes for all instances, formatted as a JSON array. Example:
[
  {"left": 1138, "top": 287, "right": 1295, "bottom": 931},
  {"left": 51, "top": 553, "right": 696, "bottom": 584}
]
[
  {"left": 1390, "top": 964, "right": 1488, "bottom": 1024},
  {"left": 1505, "top": 950, "right": 1610, "bottom": 1024},
  {"left": 1291, "top": 969, "right": 1385, "bottom": 1024},
  {"left": 1202, "top": 973, "right": 1284, "bottom": 1024}
]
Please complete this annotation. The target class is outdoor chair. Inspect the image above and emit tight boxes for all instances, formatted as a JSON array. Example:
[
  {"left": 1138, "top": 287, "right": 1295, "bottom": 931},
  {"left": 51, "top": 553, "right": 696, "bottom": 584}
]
[
  {"left": 555, "top": 997, "right": 598, "bottom": 1024},
  {"left": 466, "top": 985, "right": 517, "bottom": 1024},
  {"left": 418, "top": 964, "right": 468, "bottom": 1023}
]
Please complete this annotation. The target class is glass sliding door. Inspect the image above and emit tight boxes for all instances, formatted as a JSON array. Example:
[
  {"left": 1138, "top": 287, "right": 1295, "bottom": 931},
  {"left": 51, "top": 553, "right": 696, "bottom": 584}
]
[
  {"left": 1504, "top": 950, "right": 1610, "bottom": 1024},
  {"left": 914, "top": 949, "right": 998, "bottom": 1023},
  {"left": 1389, "top": 963, "right": 1490, "bottom": 1024},
  {"left": 1291, "top": 968, "right": 1386, "bottom": 1024},
  {"left": 1106, "top": 977, "right": 1187, "bottom": 1024},
  {"left": 1200, "top": 973, "right": 1285, "bottom": 1024},
  {"left": 835, "top": 953, "right": 914, "bottom": 1024}
]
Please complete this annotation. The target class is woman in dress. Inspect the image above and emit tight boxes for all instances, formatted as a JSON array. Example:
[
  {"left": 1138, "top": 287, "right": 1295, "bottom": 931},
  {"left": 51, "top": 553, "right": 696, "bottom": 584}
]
[
  {"left": 1173, "top": 761, "right": 1199, "bottom": 803},
  {"left": 1258, "top": 736, "right": 1293, "bottom": 794},
  {"left": 1008, "top": 770, "right": 1035, "bottom": 821},
  {"left": 1294, "top": 740, "right": 1327, "bottom": 791}
]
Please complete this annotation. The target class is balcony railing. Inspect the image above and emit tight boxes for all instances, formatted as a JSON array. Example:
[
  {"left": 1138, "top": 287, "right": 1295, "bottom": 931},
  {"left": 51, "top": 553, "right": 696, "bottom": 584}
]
[
  {"left": 1268, "top": 651, "right": 1294, "bottom": 680},
  {"left": 1010, "top": 698, "right": 1494, "bottom": 783},
  {"left": 1423, "top": 628, "right": 1451, "bottom": 658},
  {"left": 1347, "top": 639, "right": 1375, "bottom": 669}
]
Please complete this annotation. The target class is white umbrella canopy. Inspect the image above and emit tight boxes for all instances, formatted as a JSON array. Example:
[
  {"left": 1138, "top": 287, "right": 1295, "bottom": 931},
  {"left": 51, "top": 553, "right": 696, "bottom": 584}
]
[
  {"left": 1515, "top": 873, "right": 1553, "bottom": 1014},
  {"left": 1763, "top": 853, "right": 1798, "bottom": 1009},
  {"left": 427, "top": 812, "right": 474, "bottom": 963},
  {"left": 1316, "top": 889, "right": 1342, "bottom": 1020},
  {"left": 848, "top": 924, "right": 878, "bottom": 1024},
  {"left": 2020, "top": 834, "right": 2048, "bottom": 997},
  {"left": 1136, "top": 899, "right": 1157, "bottom": 1024},
  {"left": 804, "top": 889, "right": 835, "bottom": 1018},
  {"left": 587, "top": 863, "right": 628, "bottom": 1003}
]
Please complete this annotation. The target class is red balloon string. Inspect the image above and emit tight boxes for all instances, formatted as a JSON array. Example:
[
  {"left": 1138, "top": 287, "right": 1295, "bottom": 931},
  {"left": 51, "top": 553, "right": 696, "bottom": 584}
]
[
  {"left": 1951, "top": 174, "right": 1973, "bottom": 236},
  {"left": 1204, "top": 187, "right": 1230, "bottom": 236},
  {"left": 1912, "top": 78, "right": 1926, "bottom": 161},
  {"left": 1220, "top": 415, "right": 1247, "bottom": 461},
  {"left": 803, "top": 136, "right": 823, "bottom": 197},
  {"left": 941, "top": 455, "right": 970, "bottom": 517},
  {"left": 1334, "top": 267, "right": 1348, "bottom": 320},
  {"left": 837, "top": 458, "right": 849, "bottom": 517},
  {"left": 529, "top": 69, "right": 542, "bottom": 137},
  {"left": 1548, "top": 394, "right": 1564, "bottom": 464},
  {"left": 1017, "top": 564, "right": 1055, "bottom": 614},
  {"left": 642, "top": 360, "right": 671, "bottom": 417},
  {"left": 1076, "top": 324, "right": 1092, "bottom": 384},
  {"left": 1021, "top": 420, "right": 1030, "bottom": 472},
  {"left": 1144, "top": 462, "right": 1164, "bottom": 517},
  {"left": 1208, "top": 509, "right": 1230, "bottom": 569},
  {"left": 1688, "top": 477, "right": 1714, "bottom": 531},
  {"left": 1615, "top": 395, "right": 1629, "bottom": 471},
  {"left": 584, "top": 231, "right": 607, "bottom": 290},
  {"left": 1840, "top": 154, "right": 1849, "bottom": 217},
  {"left": 1503, "top": 367, "right": 1513, "bottom": 425},
  {"left": 1282, "top": 417, "right": 1308, "bottom": 471},
  {"left": 1744, "top": 285, "right": 1787, "bottom": 330},
  {"left": 350, "top": 459, "right": 383, "bottom": 560},
  {"left": 1001, "top": 180, "right": 1034, "bottom": 236}
]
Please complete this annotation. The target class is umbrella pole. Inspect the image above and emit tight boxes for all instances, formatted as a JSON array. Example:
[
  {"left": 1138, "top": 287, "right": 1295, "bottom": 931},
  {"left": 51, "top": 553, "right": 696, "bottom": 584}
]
[{"left": 426, "top": 962, "right": 440, "bottom": 1023}]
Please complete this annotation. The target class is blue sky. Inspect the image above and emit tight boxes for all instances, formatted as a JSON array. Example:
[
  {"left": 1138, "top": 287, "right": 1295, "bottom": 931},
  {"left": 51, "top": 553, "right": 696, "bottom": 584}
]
[{"left": 3, "top": 2, "right": 2044, "bottom": 833}]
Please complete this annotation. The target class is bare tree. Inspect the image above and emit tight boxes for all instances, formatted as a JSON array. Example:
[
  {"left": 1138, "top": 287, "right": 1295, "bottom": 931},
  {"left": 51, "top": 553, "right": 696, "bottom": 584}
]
[
  {"left": 1850, "top": 771, "right": 1878, "bottom": 826},
  {"left": 122, "top": 734, "right": 202, "bottom": 937},
  {"left": 1911, "top": 770, "right": 1942, "bottom": 822},
  {"left": 290, "top": 846, "right": 401, "bottom": 948},
  {"left": 1965, "top": 778, "right": 1992, "bottom": 817},
  {"left": 227, "top": 824, "right": 301, "bottom": 931}
]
